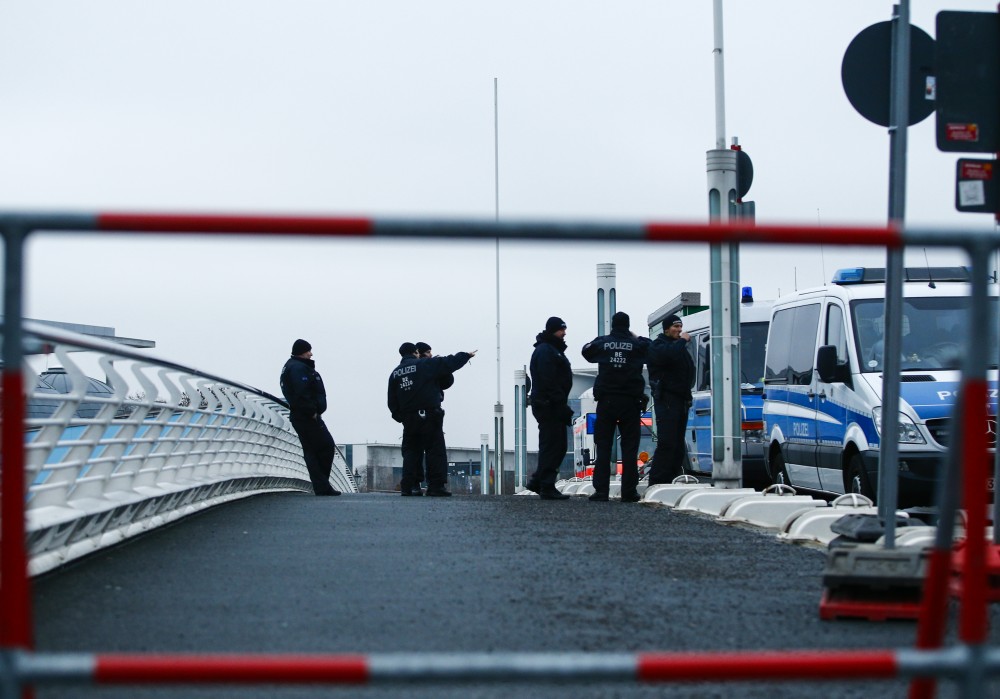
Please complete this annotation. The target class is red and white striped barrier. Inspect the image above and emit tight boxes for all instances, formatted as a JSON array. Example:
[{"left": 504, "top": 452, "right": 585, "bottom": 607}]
[{"left": 12, "top": 648, "right": 997, "bottom": 686}]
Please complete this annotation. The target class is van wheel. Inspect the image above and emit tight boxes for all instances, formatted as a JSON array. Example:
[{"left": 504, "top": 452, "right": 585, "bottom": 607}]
[
  {"left": 769, "top": 449, "right": 790, "bottom": 487},
  {"left": 846, "top": 453, "right": 875, "bottom": 501}
]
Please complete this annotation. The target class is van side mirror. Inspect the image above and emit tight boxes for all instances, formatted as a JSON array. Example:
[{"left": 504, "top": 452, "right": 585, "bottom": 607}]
[{"left": 816, "top": 345, "right": 839, "bottom": 383}]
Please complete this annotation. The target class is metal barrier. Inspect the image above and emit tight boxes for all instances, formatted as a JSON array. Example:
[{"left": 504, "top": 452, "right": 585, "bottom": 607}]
[
  {"left": 10, "top": 320, "right": 357, "bottom": 578},
  {"left": 0, "top": 212, "right": 997, "bottom": 697}
]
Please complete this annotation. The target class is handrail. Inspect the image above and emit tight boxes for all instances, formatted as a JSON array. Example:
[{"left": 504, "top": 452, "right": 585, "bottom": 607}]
[{"left": 14, "top": 321, "right": 356, "bottom": 576}]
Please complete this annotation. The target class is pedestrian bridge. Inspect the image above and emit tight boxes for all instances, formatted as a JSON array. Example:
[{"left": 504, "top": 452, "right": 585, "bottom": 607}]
[
  {"left": 17, "top": 321, "right": 358, "bottom": 577},
  {"left": 9, "top": 323, "right": 998, "bottom": 698}
]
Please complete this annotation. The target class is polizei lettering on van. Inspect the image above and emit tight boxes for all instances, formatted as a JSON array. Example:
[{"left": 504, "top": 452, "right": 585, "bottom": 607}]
[{"left": 936, "top": 388, "right": 1000, "bottom": 401}]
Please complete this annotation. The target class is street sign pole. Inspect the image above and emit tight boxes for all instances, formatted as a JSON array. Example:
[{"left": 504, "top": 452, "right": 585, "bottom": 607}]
[
  {"left": 877, "top": 1, "right": 912, "bottom": 549},
  {"left": 707, "top": 0, "right": 742, "bottom": 489}
]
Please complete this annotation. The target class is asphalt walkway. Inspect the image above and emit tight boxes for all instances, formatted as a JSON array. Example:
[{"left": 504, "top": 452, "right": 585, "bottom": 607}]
[{"left": 32, "top": 492, "right": 1000, "bottom": 698}]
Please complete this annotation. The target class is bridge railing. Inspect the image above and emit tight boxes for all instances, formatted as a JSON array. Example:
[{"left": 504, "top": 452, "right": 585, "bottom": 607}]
[{"left": 12, "top": 320, "right": 356, "bottom": 576}]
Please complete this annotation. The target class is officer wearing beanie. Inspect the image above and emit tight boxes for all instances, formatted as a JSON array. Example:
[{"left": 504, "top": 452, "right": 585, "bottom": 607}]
[
  {"left": 280, "top": 339, "right": 341, "bottom": 496},
  {"left": 525, "top": 316, "right": 573, "bottom": 500},
  {"left": 647, "top": 314, "right": 694, "bottom": 485},
  {"left": 581, "top": 311, "right": 651, "bottom": 502},
  {"left": 388, "top": 342, "right": 477, "bottom": 497}
]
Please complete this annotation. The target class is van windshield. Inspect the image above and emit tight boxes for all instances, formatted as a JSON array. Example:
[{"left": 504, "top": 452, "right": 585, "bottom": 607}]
[{"left": 852, "top": 296, "right": 998, "bottom": 372}]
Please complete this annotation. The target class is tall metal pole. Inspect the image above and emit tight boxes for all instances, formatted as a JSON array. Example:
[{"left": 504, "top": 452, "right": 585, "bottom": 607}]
[
  {"left": 514, "top": 369, "right": 528, "bottom": 490},
  {"left": 493, "top": 78, "right": 505, "bottom": 495},
  {"left": 712, "top": 0, "right": 727, "bottom": 153},
  {"left": 480, "top": 434, "right": 489, "bottom": 495},
  {"left": 707, "top": 0, "right": 741, "bottom": 488},
  {"left": 877, "top": 2, "right": 911, "bottom": 548}
]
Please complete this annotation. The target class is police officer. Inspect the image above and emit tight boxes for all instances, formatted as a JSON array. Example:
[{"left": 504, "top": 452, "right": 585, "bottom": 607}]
[
  {"left": 647, "top": 314, "right": 694, "bottom": 485},
  {"left": 526, "top": 316, "right": 573, "bottom": 500},
  {"left": 280, "top": 339, "right": 341, "bottom": 496},
  {"left": 410, "top": 341, "right": 455, "bottom": 495},
  {"left": 388, "top": 342, "right": 476, "bottom": 497},
  {"left": 581, "top": 311, "right": 651, "bottom": 502}
]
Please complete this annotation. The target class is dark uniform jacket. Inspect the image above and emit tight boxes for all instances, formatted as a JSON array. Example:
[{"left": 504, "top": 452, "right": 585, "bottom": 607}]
[
  {"left": 280, "top": 356, "right": 328, "bottom": 417},
  {"left": 529, "top": 332, "right": 573, "bottom": 422},
  {"left": 581, "top": 329, "right": 651, "bottom": 399},
  {"left": 387, "top": 352, "right": 472, "bottom": 421},
  {"left": 647, "top": 333, "right": 694, "bottom": 401}
]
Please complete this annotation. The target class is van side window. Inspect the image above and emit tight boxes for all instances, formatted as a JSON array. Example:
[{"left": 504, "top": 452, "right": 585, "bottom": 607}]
[
  {"left": 697, "top": 333, "right": 710, "bottom": 391},
  {"left": 826, "top": 304, "right": 849, "bottom": 361},
  {"left": 764, "top": 309, "right": 794, "bottom": 384},
  {"left": 789, "top": 304, "right": 821, "bottom": 385}
]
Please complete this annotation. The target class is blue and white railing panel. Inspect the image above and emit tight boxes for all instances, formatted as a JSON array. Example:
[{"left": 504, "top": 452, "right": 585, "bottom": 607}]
[{"left": 14, "top": 322, "right": 356, "bottom": 576}]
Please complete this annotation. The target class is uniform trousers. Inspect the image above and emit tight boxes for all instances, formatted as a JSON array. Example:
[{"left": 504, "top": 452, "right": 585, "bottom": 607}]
[
  {"left": 649, "top": 393, "right": 690, "bottom": 485},
  {"left": 532, "top": 408, "right": 568, "bottom": 487},
  {"left": 401, "top": 409, "right": 447, "bottom": 491},
  {"left": 289, "top": 415, "right": 337, "bottom": 495},
  {"left": 591, "top": 394, "right": 641, "bottom": 495}
]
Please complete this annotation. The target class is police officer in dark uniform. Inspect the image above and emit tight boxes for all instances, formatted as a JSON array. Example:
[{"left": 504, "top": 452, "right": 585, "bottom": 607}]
[
  {"left": 280, "top": 339, "right": 341, "bottom": 496},
  {"left": 526, "top": 316, "right": 573, "bottom": 500},
  {"left": 581, "top": 311, "right": 651, "bottom": 502},
  {"left": 388, "top": 342, "right": 476, "bottom": 497},
  {"left": 647, "top": 314, "right": 694, "bottom": 485},
  {"left": 410, "top": 341, "right": 454, "bottom": 495}
]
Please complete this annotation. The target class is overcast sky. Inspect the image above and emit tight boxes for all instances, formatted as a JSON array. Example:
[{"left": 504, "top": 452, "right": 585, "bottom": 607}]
[{"left": 2, "top": 1, "right": 996, "bottom": 451}]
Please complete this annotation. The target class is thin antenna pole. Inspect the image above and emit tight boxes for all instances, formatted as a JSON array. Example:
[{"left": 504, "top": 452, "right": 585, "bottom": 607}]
[
  {"left": 492, "top": 77, "right": 505, "bottom": 495},
  {"left": 494, "top": 77, "right": 501, "bottom": 403}
]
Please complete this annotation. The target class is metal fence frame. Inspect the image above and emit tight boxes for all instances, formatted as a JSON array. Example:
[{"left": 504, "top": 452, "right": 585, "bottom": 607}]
[{"left": 1, "top": 212, "right": 998, "bottom": 697}]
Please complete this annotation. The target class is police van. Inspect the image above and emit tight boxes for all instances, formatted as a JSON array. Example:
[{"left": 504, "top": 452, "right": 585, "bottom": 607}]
[
  {"left": 762, "top": 266, "right": 997, "bottom": 505},
  {"left": 673, "top": 292, "right": 772, "bottom": 485}
]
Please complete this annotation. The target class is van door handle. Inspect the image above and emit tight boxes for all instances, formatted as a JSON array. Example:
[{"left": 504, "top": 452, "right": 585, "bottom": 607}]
[{"left": 695, "top": 408, "right": 711, "bottom": 416}]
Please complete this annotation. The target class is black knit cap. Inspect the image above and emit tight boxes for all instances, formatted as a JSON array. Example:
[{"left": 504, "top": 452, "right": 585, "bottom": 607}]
[
  {"left": 611, "top": 311, "right": 630, "bottom": 330},
  {"left": 664, "top": 314, "right": 682, "bottom": 328},
  {"left": 291, "top": 339, "right": 312, "bottom": 355},
  {"left": 399, "top": 342, "right": 418, "bottom": 357},
  {"left": 415, "top": 342, "right": 432, "bottom": 354},
  {"left": 545, "top": 316, "right": 567, "bottom": 332}
]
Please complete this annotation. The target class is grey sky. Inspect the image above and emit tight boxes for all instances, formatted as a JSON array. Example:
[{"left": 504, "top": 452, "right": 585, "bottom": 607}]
[{"left": 2, "top": 2, "right": 995, "bottom": 450}]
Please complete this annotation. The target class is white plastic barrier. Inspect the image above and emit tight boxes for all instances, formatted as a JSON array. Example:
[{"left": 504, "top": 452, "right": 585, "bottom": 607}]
[{"left": 18, "top": 322, "right": 357, "bottom": 575}]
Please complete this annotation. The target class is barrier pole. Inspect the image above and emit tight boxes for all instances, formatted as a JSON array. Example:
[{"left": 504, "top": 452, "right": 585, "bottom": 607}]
[
  {"left": 11, "top": 650, "right": 906, "bottom": 686},
  {"left": 955, "top": 248, "right": 994, "bottom": 697},
  {"left": 0, "top": 225, "right": 32, "bottom": 652}
]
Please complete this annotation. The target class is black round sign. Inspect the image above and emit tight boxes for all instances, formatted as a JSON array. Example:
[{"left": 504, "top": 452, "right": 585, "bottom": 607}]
[
  {"left": 736, "top": 150, "right": 753, "bottom": 199},
  {"left": 841, "top": 21, "right": 935, "bottom": 127}
]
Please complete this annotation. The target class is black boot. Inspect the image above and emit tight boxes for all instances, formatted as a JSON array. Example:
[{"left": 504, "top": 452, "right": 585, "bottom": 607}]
[{"left": 539, "top": 485, "right": 569, "bottom": 500}]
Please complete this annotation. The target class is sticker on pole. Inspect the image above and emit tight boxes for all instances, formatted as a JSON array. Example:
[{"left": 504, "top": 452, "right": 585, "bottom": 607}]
[
  {"left": 945, "top": 123, "right": 980, "bottom": 143},
  {"left": 955, "top": 158, "right": 998, "bottom": 214}
]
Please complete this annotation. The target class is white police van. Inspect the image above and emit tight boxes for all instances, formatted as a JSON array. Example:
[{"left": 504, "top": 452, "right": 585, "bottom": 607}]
[
  {"left": 678, "top": 293, "right": 773, "bottom": 486},
  {"left": 762, "top": 267, "right": 997, "bottom": 505}
]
